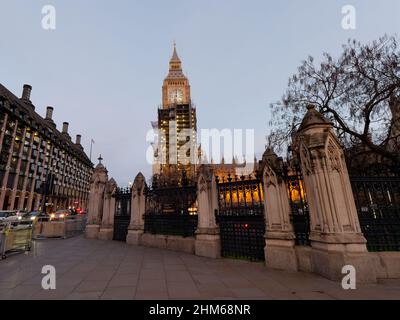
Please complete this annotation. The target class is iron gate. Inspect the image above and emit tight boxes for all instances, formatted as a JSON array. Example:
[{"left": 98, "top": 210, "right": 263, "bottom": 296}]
[
  {"left": 113, "top": 187, "right": 131, "bottom": 241},
  {"left": 285, "top": 168, "right": 311, "bottom": 246},
  {"left": 144, "top": 178, "right": 198, "bottom": 237},
  {"left": 215, "top": 174, "right": 266, "bottom": 262},
  {"left": 350, "top": 167, "right": 400, "bottom": 252}
]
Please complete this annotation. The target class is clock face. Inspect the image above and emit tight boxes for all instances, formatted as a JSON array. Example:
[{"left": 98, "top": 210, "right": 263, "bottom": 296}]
[{"left": 168, "top": 89, "right": 184, "bottom": 103}]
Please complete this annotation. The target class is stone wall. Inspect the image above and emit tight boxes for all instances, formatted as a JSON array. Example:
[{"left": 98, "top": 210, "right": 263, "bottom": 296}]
[
  {"left": 294, "top": 246, "right": 400, "bottom": 280},
  {"left": 140, "top": 234, "right": 195, "bottom": 254}
]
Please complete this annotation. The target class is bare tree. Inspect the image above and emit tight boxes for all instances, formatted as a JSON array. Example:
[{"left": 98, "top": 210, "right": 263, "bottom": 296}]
[{"left": 268, "top": 35, "right": 400, "bottom": 163}]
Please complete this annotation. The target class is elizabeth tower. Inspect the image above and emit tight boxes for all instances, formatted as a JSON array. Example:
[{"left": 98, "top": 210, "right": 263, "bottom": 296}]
[{"left": 153, "top": 44, "right": 198, "bottom": 181}]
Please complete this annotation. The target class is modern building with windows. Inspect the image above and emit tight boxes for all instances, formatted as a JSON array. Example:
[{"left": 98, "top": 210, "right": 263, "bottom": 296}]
[{"left": 0, "top": 83, "right": 93, "bottom": 212}]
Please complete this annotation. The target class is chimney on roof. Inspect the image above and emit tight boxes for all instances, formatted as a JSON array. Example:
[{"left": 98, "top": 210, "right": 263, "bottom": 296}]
[
  {"left": 45, "top": 106, "right": 54, "bottom": 120},
  {"left": 76, "top": 134, "right": 82, "bottom": 145},
  {"left": 62, "top": 122, "right": 69, "bottom": 134},
  {"left": 21, "top": 84, "right": 32, "bottom": 102}
]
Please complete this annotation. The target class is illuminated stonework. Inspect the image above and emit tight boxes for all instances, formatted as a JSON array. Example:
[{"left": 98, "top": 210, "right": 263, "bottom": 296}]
[{"left": 162, "top": 43, "right": 191, "bottom": 108}]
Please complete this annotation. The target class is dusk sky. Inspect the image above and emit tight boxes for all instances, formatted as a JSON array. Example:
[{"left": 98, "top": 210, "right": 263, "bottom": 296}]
[{"left": 1, "top": 0, "right": 399, "bottom": 185}]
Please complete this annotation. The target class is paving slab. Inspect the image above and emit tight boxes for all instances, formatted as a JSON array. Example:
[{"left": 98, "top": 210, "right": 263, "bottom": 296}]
[{"left": 0, "top": 236, "right": 399, "bottom": 300}]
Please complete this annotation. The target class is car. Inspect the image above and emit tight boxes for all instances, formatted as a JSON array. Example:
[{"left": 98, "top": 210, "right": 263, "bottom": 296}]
[
  {"left": 0, "top": 211, "right": 13, "bottom": 222},
  {"left": 23, "top": 211, "right": 49, "bottom": 223},
  {"left": 49, "top": 209, "right": 72, "bottom": 221},
  {"left": 15, "top": 210, "right": 28, "bottom": 217},
  {"left": 0, "top": 211, "right": 21, "bottom": 223},
  {"left": 75, "top": 208, "right": 86, "bottom": 215}
]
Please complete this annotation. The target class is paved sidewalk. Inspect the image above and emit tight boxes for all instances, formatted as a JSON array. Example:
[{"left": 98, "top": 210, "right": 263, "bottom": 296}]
[{"left": 0, "top": 236, "right": 399, "bottom": 300}]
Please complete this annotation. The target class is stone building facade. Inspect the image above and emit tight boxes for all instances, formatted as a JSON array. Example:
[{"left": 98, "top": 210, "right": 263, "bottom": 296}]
[{"left": 0, "top": 83, "right": 93, "bottom": 212}]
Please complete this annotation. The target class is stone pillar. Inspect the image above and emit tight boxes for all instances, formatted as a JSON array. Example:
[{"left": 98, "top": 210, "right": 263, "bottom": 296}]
[
  {"left": 34, "top": 195, "right": 41, "bottom": 211},
  {"left": 0, "top": 113, "right": 8, "bottom": 209},
  {"left": 27, "top": 135, "right": 43, "bottom": 211},
  {"left": 0, "top": 113, "right": 9, "bottom": 155},
  {"left": 261, "top": 149, "right": 298, "bottom": 271},
  {"left": 295, "top": 105, "right": 376, "bottom": 282},
  {"left": 10, "top": 127, "right": 27, "bottom": 210},
  {"left": 0, "top": 113, "right": 9, "bottom": 209},
  {"left": 126, "top": 173, "right": 147, "bottom": 245},
  {"left": 17, "top": 131, "right": 34, "bottom": 210},
  {"left": 98, "top": 178, "right": 117, "bottom": 241},
  {"left": 85, "top": 156, "right": 108, "bottom": 239},
  {"left": 0, "top": 119, "right": 18, "bottom": 207},
  {"left": 195, "top": 165, "right": 221, "bottom": 258}
]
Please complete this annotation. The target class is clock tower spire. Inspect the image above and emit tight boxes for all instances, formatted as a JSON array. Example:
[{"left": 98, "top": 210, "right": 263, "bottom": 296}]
[
  {"left": 169, "top": 41, "right": 181, "bottom": 70},
  {"left": 162, "top": 42, "right": 191, "bottom": 108}
]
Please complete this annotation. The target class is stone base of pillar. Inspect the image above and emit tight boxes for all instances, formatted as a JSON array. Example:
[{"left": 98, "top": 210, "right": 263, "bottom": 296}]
[
  {"left": 373, "top": 252, "right": 400, "bottom": 279},
  {"left": 85, "top": 224, "right": 100, "bottom": 239},
  {"left": 265, "top": 238, "right": 298, "bottom": 272},
  {"left": 295, "top": 246, "right": 313, "bottom": 272},
  {"left": 310, "top": 241, "right": 377, "bottom": 283},
  {"left": 195, "top": 234, "right": 221, "bottom": 259},
  {"left": 126, "top": 229, "right": 143, "bottom": 246},
  {"left": 98, "top": 228, "right": 113, "bottom": 241}
]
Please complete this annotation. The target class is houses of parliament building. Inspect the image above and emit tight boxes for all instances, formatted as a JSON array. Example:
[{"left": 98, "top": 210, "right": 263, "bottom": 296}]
[{"left": 0, "top": 84, "right": 93, "bottom": 212}]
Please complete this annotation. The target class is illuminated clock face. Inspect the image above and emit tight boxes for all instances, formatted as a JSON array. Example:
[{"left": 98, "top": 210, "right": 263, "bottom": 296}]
[{"left": 169, "top": 89, "right": 184, "bottom": 103}]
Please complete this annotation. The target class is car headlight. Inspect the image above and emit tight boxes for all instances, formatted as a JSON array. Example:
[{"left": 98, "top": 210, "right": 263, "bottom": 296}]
[
  {"left": 50, "top": 214, "right": 56, "bottom": 219},
  {"left": 18, "top": 216, "right": 22, "bottom": 221},
  {"left": 60, "top": 214, "right": 65, "bottom": 219},
  {"left": 30, "top": 216, "right": 36, "bottom": 221}
]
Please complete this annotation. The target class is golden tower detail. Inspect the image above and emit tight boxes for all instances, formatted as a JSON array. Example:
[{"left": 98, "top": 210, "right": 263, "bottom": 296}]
[{"left": 162, "top": 43, "right": 191, "bottom": 108}]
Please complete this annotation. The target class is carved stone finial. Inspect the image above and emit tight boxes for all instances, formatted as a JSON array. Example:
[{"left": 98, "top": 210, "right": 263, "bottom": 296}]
[{"left": 298, "top": 104, "right": 332, "bottom": 132}]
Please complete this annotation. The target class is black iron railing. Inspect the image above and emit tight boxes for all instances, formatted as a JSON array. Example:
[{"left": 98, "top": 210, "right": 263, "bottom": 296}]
[
  {"left": 115, "top": 187, "right": 131, "bottom": 216},
  {"left": 285, "top": 173, "right": 311, "bottom": 246},
  {"left": 216, "top": 174, "right": 264, "bottom": 217},
  {"left": 144, "top": 213, "right": 198, "bottom": 237},
  {"left": 143, "top": 178, "right": 198, "bottom": 238},
  {"left": 350, "top": 174, "right": 400, "bottom": 252},
  {"left": 113, "top": 187, "right": 131, "bottom": 241},
  {"left": 215, "top": 174, "right": 266, "bottom": 262}
]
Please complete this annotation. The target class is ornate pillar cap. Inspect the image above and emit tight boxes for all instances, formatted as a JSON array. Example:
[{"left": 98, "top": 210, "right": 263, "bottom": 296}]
[{"left": 298, "top": 104, "right": 332, "bottom": 132}]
